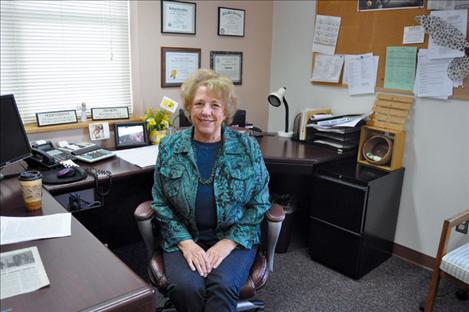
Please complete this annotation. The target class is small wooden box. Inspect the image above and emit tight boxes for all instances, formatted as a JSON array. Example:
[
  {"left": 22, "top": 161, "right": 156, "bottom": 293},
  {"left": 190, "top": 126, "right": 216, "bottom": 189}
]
[{"left": 357, "top": 94, "right": 413, "bottom": 171}]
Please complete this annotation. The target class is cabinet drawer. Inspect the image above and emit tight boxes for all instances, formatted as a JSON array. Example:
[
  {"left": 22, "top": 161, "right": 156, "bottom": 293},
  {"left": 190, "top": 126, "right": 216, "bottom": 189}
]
[
  {"left": 311, "top": 174, "right": 368, "bottom": 233},
  {"left": 309, "top": 218, "right": 362, "bottom": 279}
]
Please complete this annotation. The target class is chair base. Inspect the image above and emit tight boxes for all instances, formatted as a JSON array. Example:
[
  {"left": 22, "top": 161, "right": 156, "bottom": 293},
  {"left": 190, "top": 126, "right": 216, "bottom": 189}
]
[
  {"left": 237, "top": 299, "right": 265, "bottom": 311},
  {"left": 155, "top": 299, "right": 265, "bottom": 312}
]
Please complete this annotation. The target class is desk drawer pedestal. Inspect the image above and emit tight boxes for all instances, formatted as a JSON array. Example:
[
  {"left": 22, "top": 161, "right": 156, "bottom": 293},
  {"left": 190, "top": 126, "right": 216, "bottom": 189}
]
[{"left": 308, "top": 160, "right": 404, "bottom": 279}]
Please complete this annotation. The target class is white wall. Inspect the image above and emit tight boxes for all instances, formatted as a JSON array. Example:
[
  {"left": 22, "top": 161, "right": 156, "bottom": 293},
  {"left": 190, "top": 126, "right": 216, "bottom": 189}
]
[{"left": 269, "top": 0, "right": 469, "bottom": 257}]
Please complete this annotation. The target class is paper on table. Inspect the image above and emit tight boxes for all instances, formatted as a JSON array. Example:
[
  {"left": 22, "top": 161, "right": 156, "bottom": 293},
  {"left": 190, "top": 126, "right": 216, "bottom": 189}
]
[
  {"left": 114, "top": 144, "right": 159, "bottom": 168},
  {"left": 1, "top": 246, "right": 50, "bottom": 300},
  {"left": 428, "top": 10, "right": 467, "bottom": 60},
  {"left": 384, "top": 46, "right": 417, "bottom": 91},
  {"left": 311, "top": 54, "right": 344, "bottom": 83},
  {"left": 312, "top": 15, "right": 341, "bottom": 55},
  {"left": 0, "top": 213, "right": 71, "bottom": 245}
]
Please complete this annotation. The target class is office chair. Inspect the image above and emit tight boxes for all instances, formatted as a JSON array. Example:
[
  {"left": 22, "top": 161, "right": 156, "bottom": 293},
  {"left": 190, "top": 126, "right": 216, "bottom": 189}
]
[
  {"left": 178, "top": 109, "right": 247, "bottom": 128},
  {"left": 134, "top": 200, "right": 285, "bottom": 312},
  {"left": 421, "top": 209, "right": 469, "bottom": 311}
]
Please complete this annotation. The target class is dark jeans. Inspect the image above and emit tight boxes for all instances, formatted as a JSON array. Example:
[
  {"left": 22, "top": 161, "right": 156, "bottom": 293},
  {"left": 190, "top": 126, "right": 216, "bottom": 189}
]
[{"left": 163, "top": 241, "right": 257, "bottom": 312}]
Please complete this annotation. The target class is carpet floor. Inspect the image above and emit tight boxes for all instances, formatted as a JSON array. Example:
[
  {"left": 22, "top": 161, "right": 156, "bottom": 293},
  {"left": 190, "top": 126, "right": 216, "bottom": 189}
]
[{"left": 113, "top": 240, "right": 468, "bottom": 312}]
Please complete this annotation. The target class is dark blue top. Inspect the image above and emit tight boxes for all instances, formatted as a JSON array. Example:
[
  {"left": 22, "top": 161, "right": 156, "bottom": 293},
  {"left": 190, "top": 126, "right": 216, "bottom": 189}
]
[{"left": 193, "top": 140, "right": 221, "bottom": 243}]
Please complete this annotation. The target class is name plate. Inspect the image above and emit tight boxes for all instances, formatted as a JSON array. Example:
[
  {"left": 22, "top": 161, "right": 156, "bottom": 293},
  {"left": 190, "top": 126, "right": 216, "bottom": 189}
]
[
  {"left": 91, "top": 107, "right": 130, "bottom": 120},
  {"left": 36, "top": 110, "right": 78, "bottom": 127}
]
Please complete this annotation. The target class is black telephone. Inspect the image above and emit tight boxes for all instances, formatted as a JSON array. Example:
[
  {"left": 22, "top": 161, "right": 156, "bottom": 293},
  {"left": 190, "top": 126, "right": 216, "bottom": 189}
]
[{"left": 29, "top": 141, "right": 72, "bottom": 168}]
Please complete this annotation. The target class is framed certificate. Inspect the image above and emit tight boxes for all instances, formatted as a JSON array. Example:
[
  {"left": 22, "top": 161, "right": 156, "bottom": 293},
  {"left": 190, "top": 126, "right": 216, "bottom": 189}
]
[
  {"left": 161, "top": 47, "right": 201, "bottom": 87},
  {"left": 36, "top": 110, "right": 78, "bottom": 127},
  {"left": 161, "top": 0, "right": 196, "bottom": 35},
  {"left": 210, "top": 51, "right": 243, "bottom": 85},
  {"left": 91, "top": 107, "right": 129, "bottom": 120},
  {"left": 218, "top": 7, "right": 245, "bottom": 37}
]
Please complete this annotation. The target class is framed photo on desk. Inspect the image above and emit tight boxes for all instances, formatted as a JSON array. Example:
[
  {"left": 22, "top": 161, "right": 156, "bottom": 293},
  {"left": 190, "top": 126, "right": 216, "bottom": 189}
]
[{"left": 114, "top": 122, "right": 149, "bottom": 149}]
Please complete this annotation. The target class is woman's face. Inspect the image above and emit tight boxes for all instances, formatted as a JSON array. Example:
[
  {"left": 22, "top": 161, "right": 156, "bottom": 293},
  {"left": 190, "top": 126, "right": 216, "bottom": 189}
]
[{"left": 190, "top": 85, "right": 226, "bottom": 142}]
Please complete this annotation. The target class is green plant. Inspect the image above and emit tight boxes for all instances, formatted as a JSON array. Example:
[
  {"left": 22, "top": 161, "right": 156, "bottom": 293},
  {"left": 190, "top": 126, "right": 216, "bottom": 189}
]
[{"left": 144, "top": 107, "right": 173, "bottom": 132}]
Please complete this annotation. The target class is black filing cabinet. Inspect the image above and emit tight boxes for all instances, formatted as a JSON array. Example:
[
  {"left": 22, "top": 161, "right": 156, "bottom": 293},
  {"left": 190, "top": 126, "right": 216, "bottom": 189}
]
[{"left": 309, "top": 160, "right": 404, "bottom": 279}]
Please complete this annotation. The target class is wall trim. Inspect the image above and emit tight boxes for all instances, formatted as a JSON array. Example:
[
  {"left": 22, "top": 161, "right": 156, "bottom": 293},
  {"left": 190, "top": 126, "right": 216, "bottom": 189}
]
[{"left": 393, "top": 243, "right": 435, "bottom": 270}]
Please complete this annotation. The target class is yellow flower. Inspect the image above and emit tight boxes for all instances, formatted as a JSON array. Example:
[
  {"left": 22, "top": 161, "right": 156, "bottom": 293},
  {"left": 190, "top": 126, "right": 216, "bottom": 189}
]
[{"left": 144, "top": 107, "right": 173, "bottom": 131}]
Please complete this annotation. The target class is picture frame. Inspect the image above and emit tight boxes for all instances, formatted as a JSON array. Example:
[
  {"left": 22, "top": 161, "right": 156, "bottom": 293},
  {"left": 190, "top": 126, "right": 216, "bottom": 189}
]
[
  {"left": 114, "top": 122, "right": 149, "bottom": 149},
  {"left": 91, "top": 107, "right": 129, "bottom": 121},
  {"left": 210, "top": 51, "right": 243, "bottom": 85},
  {"left": 161, "top": 0, "right": 196, "bottom": 35},
  {"left": 161, "top": 47, "right": 201, "bottom": 87},
  {"left": 218, "top": 7, "right": 245, "bottom": 37},
  {"left": 89, "top": 122, "right": 110, "bottom": 141},
  {"left": 36, "top": 110, "right": 78, "bottom": 127}
]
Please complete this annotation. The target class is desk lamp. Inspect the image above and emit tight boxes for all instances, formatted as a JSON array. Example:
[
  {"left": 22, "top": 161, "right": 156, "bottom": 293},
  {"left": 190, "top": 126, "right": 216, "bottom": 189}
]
[{"left": 268, "top": 87, "right": 293, "bottom": 137}]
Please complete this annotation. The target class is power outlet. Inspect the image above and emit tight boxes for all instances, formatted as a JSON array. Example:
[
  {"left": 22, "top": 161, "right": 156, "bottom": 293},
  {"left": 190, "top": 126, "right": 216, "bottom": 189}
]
[{"left": 456, "top": 221, "right": 468, "bottom": 234}]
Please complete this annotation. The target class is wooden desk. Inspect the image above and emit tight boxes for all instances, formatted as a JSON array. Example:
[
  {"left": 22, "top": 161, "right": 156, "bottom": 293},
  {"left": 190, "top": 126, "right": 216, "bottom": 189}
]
[
  {"left": 44, "top": 135, "right": 350, "bottom": 195},
  {"left": 39, "top": 135, "right": 352, "bottom": 248},
  {"left": 258, "top": 135, "right": 352, "bottom": 174},
  {"left": 0, "top": 178, "right": 155, "bottom": 311}
]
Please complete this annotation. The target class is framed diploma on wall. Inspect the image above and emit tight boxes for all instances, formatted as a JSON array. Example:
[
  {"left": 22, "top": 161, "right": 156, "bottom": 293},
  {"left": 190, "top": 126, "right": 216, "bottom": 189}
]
[
  {"left": 210, "top": 51, "right": 243, "bottom": 85},
  {"left": 218, "top": 7, "right": 245, "bottom": 37},
  {"left": 161, "top": 0, "right": 196, "bottom": 35},
  {"left": 161, "top": 47, "right": 201, "bottom": 87}
]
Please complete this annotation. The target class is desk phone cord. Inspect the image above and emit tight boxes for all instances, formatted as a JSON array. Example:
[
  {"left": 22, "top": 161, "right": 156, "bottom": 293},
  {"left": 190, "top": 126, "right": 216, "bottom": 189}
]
[{"left": 86, "top": 168, "right": 112, "bottom": 206}]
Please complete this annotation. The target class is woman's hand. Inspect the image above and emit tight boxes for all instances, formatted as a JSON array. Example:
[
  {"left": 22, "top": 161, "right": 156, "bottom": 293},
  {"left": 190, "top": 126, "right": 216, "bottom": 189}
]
[
  {"left": 206, "top": 239, "right": 238, "bottom": 269},
  {"left": 177, "top": 239, "right": 212, "bottom": 277}
]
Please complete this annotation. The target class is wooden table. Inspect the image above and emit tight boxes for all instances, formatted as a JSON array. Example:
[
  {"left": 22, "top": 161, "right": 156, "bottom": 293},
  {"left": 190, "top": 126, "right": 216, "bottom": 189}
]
[{"left": 0, "top": 178, "right": 155, "bottom": 312}]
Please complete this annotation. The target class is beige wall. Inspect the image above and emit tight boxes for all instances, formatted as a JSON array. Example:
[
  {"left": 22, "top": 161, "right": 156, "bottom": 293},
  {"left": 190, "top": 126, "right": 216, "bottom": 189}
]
[
  {"left": 131, "top": 0, "right": 273, "bottom": 130},
  {"left": 30, "top": 0, "right": 273, "bottom": 145}
]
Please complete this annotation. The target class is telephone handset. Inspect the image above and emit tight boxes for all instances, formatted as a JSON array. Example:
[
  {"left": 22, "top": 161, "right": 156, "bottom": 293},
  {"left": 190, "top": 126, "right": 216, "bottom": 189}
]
[
  {"left": 30, "top": 148, "right": 59, "bottom": 168},
  {"left": 29, "top": 141, "right": 73, "bottom": 168}
]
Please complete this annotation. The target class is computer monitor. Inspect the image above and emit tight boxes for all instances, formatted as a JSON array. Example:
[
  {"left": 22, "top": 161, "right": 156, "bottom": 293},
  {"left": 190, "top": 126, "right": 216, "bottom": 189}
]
[{"left": 0, "top": 94, "right": 32, "bottom": 170}]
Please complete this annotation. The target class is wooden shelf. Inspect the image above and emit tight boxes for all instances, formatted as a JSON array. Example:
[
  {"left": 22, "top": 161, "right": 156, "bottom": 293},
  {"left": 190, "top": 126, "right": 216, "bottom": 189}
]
[{"left": 25, "top": 117, "right": 142, "bottom": 134}]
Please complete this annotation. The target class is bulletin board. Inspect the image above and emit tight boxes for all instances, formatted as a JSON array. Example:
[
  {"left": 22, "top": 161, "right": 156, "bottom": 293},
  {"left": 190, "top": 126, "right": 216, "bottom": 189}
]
[{"left": 313, "top": 0, "right": 469, "bottom": 100}]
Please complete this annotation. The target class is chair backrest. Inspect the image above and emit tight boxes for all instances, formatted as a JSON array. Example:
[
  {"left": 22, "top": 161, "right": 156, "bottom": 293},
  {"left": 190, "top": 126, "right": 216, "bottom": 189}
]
[{"left": 178, "top": 109, "right": 246, "bottom": 128}]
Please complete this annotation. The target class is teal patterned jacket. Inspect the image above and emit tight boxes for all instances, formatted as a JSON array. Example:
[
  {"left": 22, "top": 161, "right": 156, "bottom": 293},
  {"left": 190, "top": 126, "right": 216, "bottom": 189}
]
[{"left": 151, "top": 126, "right": 270, "bottom": 252}]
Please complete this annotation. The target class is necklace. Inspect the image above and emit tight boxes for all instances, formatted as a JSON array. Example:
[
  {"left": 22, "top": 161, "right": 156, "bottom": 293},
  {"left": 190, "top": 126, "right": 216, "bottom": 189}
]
[{"left": 192, "top": 140, "right": 222, "bottom": 185}]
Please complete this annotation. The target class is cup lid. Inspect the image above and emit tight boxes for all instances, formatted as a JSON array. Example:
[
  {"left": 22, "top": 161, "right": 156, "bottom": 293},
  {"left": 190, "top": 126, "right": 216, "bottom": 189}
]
[{"left": 19, "top": 170, "right": 42, "bottom": 181}]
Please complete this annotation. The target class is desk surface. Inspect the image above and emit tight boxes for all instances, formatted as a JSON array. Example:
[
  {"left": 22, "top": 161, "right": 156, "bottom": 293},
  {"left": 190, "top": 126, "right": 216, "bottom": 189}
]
[
  {"left": 44, "top": 135, "right": 351, "bottom": 194},
  {"left": 0, "top": 178, "right": 155, "bottom": 312}
]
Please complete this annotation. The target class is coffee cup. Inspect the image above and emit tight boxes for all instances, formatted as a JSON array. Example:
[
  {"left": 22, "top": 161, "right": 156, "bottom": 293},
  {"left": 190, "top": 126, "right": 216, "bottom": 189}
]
[{"left": 18, "top": 170, "right": 43, "bottom": 211}]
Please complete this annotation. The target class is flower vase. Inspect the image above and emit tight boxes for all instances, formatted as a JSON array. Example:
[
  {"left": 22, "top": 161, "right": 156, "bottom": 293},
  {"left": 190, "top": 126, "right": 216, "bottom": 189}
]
[{"left": 149, "top": 130, "right": 168, "bottom": 145}]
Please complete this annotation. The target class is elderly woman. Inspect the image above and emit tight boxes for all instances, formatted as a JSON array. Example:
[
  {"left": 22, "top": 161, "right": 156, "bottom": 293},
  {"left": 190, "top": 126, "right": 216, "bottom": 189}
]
[{"left": 151, "top": 69, "right": 270, "bottom": 312}]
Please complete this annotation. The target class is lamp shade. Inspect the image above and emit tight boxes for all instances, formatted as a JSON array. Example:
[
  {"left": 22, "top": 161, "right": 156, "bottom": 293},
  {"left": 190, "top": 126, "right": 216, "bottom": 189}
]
[{"left": 268, "top": 87, "right": 286, "bottom": 107}]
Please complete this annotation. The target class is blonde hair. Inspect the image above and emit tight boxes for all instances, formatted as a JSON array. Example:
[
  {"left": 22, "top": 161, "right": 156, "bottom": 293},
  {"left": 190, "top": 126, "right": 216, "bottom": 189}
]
[{"left": 180, "top": 69, "right": 238, "bottom": 124}]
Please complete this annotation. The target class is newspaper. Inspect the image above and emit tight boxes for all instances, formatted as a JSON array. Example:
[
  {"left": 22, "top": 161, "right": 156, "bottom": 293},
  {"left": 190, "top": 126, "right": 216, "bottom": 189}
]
[{"left": 0, "top": 246, "right": 50, "bottom": 300}]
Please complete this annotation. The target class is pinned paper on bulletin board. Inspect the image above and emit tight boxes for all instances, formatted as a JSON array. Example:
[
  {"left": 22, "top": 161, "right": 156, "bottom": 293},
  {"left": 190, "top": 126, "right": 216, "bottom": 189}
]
[{"left": 311, "top": 0, "right": 469, "bottom": 100}]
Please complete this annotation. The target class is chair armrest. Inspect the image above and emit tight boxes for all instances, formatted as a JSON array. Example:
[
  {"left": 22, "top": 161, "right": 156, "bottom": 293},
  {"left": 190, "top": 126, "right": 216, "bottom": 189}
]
[
  {"left": 266, "top": 202, "right": 286, "bottom": 223},
  {"left": 265, "top": 203, "right": 285, "bottom": 272},
  {"left": 134, "top": 200, "right": 155, "bottom": 258},
  {"left": 135, "top": 200, "right": 155, "bottom": 221}
]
